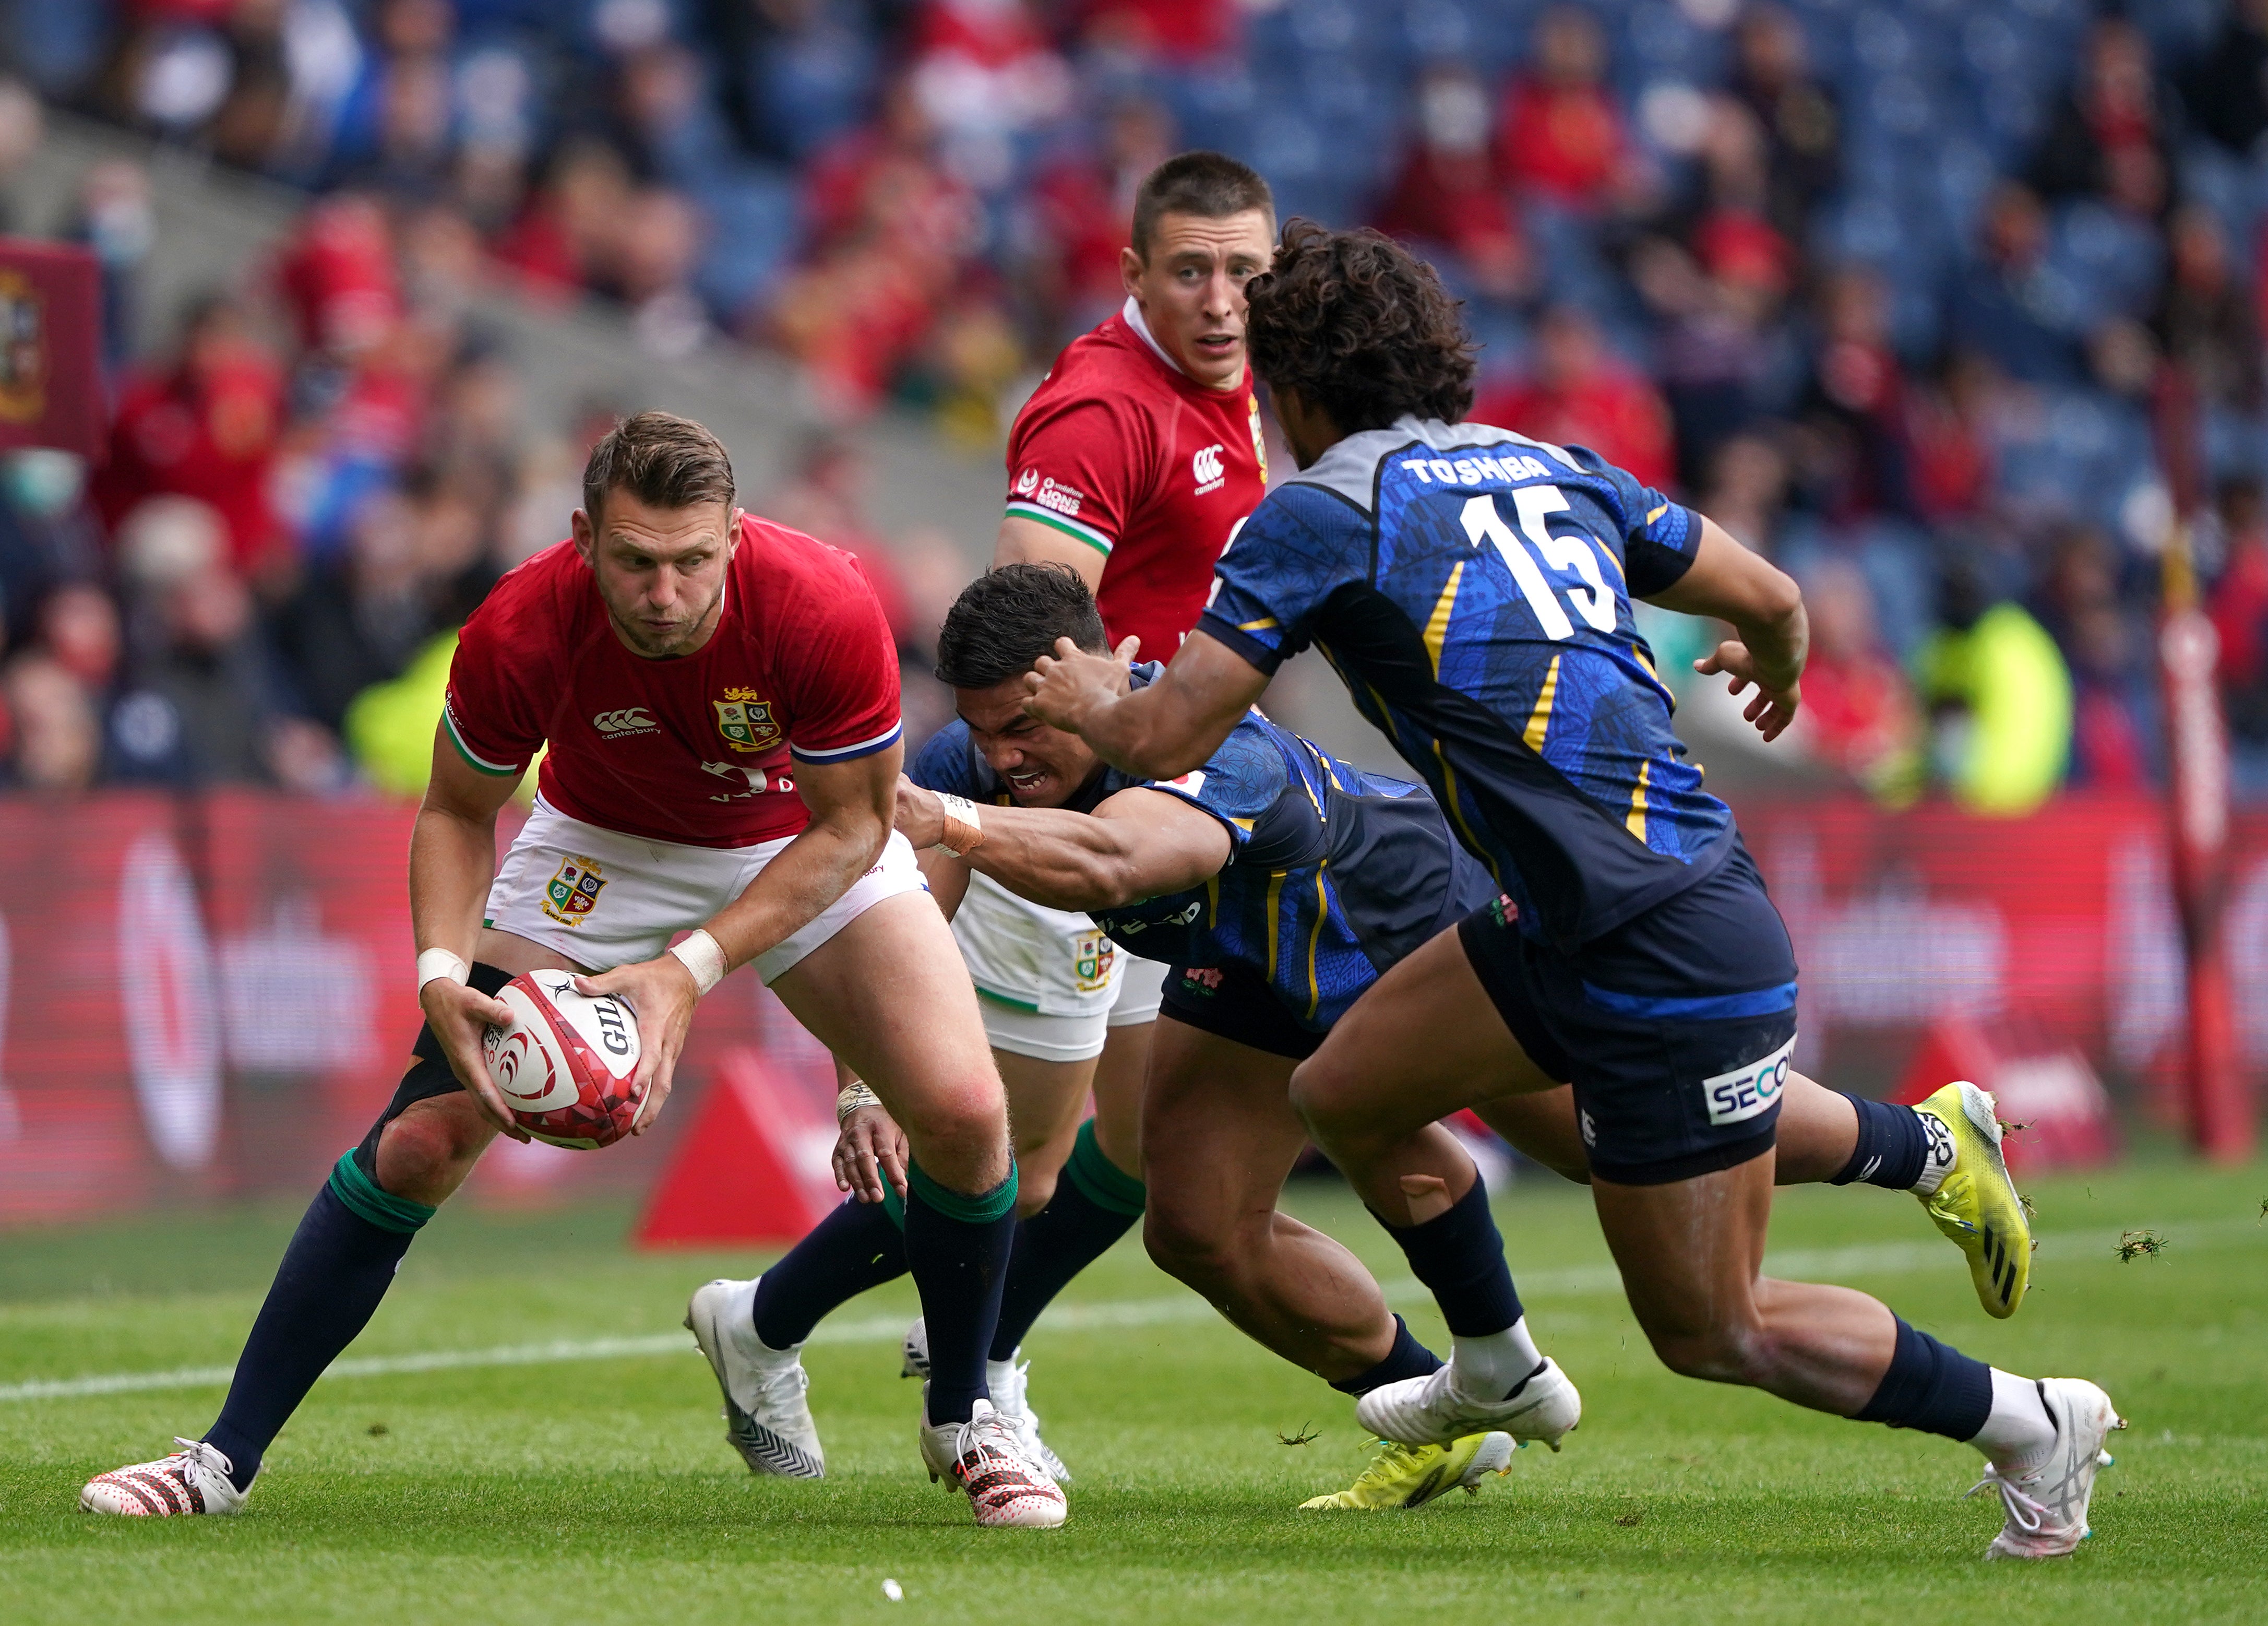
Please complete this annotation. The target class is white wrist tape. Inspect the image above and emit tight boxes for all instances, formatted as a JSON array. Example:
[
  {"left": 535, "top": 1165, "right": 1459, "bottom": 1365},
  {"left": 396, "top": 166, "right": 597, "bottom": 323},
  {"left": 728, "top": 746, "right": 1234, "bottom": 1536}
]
[
  {"left": 935, "top": 792, "right": 985, "bottom": 858},
  {"left": 670, "top": 929, "right": 727, "bottom": 996},
  {"left": 416, "top": 948, "right": 470, "bottom": 991},
  {"left": 836, "top": 1080, "right": 883, "bottom": 1123}
]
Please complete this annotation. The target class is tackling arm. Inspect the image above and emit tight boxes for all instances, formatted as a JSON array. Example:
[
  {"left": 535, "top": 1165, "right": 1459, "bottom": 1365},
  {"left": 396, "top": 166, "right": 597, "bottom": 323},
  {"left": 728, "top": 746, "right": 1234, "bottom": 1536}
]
[
  {"left": 1022, "top": 630, "right": 1269, "bottom": 780},
  {"left": 1644, "top": 516, "right": 1809, "bottom": 743},
  {"left": 897, "top": 777, "right": 1231, "bottom": 913}
]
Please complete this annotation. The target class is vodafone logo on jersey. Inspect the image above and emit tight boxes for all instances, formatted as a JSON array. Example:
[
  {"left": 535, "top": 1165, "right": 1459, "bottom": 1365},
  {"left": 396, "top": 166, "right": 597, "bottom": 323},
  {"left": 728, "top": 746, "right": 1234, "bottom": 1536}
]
[
  {"left": 1192, "top": 443, "right": 1226, "bottom": 495},
  {"left": 592, "top": 707, "right": 657, "bottom": 738}
]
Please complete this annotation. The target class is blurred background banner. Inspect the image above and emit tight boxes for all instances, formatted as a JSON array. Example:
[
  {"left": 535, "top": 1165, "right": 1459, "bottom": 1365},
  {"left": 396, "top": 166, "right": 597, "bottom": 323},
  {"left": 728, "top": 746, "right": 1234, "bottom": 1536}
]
[
  {"left": 0, "top": 238, "right": 100, "bottom": 459},
  {"left": 1, "top": 0, "right": 2266, "bottom": 1219},
  {"left": 0, "top": 786, "right": 2258, "bottom": 1224}
]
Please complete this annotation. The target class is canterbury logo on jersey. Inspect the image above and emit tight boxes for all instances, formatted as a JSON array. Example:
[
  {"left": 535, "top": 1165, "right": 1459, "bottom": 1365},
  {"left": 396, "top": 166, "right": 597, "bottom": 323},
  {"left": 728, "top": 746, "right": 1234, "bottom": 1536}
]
[
  {"left": 1192, "top": 443, "right": 1225, "bottom": 494},
  {"left": 593, "top": 708, "right": 657, "bottom": 737}
]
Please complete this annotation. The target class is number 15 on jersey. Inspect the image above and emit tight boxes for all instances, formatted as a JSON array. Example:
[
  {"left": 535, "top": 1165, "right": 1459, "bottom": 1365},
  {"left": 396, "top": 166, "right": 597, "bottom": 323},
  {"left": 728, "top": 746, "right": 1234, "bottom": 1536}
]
[{"left": 1461, "top": 489, "right": 1619, "bottom": 640}]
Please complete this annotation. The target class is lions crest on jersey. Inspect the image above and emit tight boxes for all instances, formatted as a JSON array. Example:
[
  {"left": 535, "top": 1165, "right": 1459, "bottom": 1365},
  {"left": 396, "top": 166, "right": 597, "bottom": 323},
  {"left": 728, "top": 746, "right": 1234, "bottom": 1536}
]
[
  {"left": 541, "top": 855, "right": 607, "bottom": 925},
  {"left": 713, "top": 686, "right": 782, "bottom": 753}
]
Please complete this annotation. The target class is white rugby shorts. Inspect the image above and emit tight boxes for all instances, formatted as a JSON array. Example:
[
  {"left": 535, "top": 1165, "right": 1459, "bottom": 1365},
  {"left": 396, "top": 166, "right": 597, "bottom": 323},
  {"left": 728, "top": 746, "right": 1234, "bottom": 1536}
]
[
  {"left": 485, "top": 797, "right": 927, "bottom": 982},
  {"left": 953, "top": 872, "right": 1166, "bottom": 1063}
]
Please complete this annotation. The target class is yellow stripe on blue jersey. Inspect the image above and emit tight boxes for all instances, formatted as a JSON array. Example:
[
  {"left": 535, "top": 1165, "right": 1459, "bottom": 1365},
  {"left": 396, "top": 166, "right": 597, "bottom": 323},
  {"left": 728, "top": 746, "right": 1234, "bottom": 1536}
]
[
  {"left": 1422, "top": 561, "right": 1464, "bottom": 676},
  {"left": 1264, "top": 871, "right": 1286, "bottom": 979},
  {"left": 1524, "top": 653, "right": 1560, "bottom": 754}
]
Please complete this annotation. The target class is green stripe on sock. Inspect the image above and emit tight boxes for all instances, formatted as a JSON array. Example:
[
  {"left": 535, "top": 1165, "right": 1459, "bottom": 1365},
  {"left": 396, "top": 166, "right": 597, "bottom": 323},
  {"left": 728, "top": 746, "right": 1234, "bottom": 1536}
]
[
  {"left": 327, "top": 1152, "right": 437, "bottom": 1235},
  {"left": 1063, "top": 1119, "right": 1146, "bottom": 1217},
  {"left": 906, "top": 1158, "right": 1019, "bottom": 1225},
  {"left": 880, "top": 1182, "right": 906, "bottom": 1232}
]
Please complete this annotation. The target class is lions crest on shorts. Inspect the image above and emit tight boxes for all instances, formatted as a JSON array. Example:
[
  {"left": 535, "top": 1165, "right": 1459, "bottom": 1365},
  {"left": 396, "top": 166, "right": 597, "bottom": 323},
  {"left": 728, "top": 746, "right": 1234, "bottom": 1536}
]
[
  {"left": 541, "top": 855, "right": 607, "bottom": 926},
  {"left": 714, "top": 685, "right": 782, "bottom": 753},
  {"left": 1073, "top": 930, "right": 1115, "bottom": 993}
]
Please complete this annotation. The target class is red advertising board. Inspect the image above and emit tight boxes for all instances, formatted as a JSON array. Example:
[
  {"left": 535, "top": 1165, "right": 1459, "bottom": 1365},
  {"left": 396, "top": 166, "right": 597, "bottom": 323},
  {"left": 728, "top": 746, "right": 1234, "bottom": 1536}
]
[
  {"left": 0, "top": 789, "right": 2257, "bottom": 1226},
  {"left": 0, "top": 791, "right": 832, "bottom": 1225},
  {"left": 0, "top": 238, "right": 104, "bottom": 460}
]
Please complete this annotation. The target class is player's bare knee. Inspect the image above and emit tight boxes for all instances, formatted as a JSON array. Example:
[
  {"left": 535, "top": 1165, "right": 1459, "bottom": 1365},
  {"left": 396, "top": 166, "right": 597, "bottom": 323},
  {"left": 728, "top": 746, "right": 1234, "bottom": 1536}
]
[
  {"left": 1285, "top": 1054, "right": 1355, "bottom": 1138},
  {"left": 373, "top": 1111, "right": 479, "bottom": 1207},
  {"left": 1142, "top": 1208, "right": 1240, "bottom": 1291}
]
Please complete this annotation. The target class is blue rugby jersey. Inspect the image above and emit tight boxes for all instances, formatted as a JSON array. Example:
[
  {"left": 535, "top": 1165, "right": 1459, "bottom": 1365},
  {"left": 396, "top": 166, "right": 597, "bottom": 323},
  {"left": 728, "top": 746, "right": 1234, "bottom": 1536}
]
[
  {"left": 1195, "top": 414, "right": 1736, "bottom": 948},
  {"left": 911, "top": 667, "right": 1491, "bottom": 1034}
]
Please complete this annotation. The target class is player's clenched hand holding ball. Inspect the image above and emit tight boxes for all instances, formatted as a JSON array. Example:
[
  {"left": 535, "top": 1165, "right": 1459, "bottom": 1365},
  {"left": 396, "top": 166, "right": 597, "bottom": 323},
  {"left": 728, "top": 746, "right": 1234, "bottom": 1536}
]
[
  {"left": 570, "top": 952, "right": 700, "bottom": 1136},
  {"left": 420, "top": 972, "right": 530, "bottom": 1142}
]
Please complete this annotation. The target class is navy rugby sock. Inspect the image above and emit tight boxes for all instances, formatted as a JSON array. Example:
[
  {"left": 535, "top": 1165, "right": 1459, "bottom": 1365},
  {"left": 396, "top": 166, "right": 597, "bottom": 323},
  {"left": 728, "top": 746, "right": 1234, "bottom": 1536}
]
[
  {"left": 903, "top": 1160, "right": 1019, "bottom": 1425},
  {"left": 1329, "top": 1314, "right": 1444, "bottom": 1396},
  {"left": 202, "top": 1156, "right": 434, "bottom": 1491},
  {"left": 1371, "top": 1176, "right": 1525, "bottom": 1339},
  {"left": 750, "top": 1194, "right": 910, "bottom": 1349},
  {"left": 1853, "top": 1318, "right": 1993, "bottom": 1442},
  {"left": 1829, "top": 1094, "right": 1932, "bottom": 1191},
  {"left": 989, "top": 1122, "right": 1143, "bottom": 1361}
]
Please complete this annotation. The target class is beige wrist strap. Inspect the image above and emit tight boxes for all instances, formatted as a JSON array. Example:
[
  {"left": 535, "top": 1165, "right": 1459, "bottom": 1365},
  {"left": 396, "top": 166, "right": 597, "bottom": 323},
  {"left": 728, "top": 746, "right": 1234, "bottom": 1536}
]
[{"left": 935, "top": 793, "right": 985, "bottom": 859}]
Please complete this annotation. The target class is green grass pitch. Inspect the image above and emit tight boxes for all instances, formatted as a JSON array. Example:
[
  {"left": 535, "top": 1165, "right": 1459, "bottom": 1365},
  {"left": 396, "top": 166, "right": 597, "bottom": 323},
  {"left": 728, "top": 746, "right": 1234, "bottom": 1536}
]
[{"left": 4, "top": 1156, "right": 2263, "bottom": 1625}]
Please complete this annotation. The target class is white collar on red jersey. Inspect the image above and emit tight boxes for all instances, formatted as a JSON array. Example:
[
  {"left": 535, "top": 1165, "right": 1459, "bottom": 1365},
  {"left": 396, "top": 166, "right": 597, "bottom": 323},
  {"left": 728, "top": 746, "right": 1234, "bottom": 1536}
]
[{"left": 1120, "top": 295, "right": 1189, "bottom": 379}]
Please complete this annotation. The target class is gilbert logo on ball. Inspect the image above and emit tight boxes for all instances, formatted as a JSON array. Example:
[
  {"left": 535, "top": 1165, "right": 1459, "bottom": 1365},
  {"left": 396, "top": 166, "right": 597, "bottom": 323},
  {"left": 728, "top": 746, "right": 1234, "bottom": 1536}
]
[{"left": 482, "top": 969, "right": 643, "bottom": 1148}]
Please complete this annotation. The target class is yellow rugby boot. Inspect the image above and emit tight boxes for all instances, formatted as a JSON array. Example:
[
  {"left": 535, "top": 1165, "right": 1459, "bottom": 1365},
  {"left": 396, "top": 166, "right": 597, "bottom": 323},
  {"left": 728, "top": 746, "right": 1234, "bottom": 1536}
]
[
  {"left": 1914, "top": 1081, "right": 2032, "bottom": 1318},
  {"left": 1297, "top": 1432, "right": 1514, "bottom": 1511}
]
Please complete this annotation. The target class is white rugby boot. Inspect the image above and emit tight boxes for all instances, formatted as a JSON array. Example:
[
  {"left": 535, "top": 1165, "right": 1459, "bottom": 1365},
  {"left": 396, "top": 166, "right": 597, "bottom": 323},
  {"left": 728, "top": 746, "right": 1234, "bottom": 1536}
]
[
  {"left": 918, "top": 1389, "right": 1068, "bottom": 1528},
  {"left": 908, "top": 1317, "right": 1070, "bottom": 1480},
  {"left": 1356, "top": 1357, "right": 1581, "bottom": 1452},
  {"left": 80, "top": 1438, "right": 250, "bottom": 1517},
  {"left": 988, "top": 1348, "right": 1072, "bottom": 1483},
  {"left": 685, "top": 1276, "right": 825, "bottom": 1478},
  {"left": 1968, "top": 1378, "right": 2126, "bottom": 1559}
]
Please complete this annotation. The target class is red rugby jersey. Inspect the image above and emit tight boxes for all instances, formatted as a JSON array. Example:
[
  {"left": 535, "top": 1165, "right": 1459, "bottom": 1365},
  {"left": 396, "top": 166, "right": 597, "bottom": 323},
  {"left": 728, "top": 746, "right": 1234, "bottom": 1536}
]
[
  {"left": 443, "top": 514, "right": 902, "bottom": 848},
  {"left": 1005, "top": 298, "right": 1267, "bottom": 659}
]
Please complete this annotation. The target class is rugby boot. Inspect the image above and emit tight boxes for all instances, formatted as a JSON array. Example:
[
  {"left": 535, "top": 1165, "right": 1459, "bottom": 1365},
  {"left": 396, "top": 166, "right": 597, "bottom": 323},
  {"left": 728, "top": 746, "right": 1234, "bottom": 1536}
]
[
  {"left": 1357, "top": 1356, "right": 1580, "bottom": 1451},
  {"left": 988, "top": 1347, "right": 1072, "bottom": 1482},
  {"left": 1297, "top": 1432, "right": 1515, "bottom": 1510},
  {"left": 1914, "top": 1081, "right": 2032, "bottom": 1318},
  {"left": 81, "top": 1438, "right": 250, "bottom": 1517},
  {"left": 1968, "top": 1378, "right": 2126, "bottom": 1559},
  {"left": 685, "top": 1276, "right": 825, "bottom": 1478},
  {"left": 917, "top": 1390, "right": 1067, "bottom": 1528}
]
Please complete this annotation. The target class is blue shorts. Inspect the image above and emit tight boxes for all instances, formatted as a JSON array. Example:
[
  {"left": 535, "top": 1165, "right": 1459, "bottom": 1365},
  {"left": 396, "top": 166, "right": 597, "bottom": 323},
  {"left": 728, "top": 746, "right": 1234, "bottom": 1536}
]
[
  {"left": 1458, "top": 840, "right": 1798, "bottom": 1185},
  {"left": 1157, "top": 960, "right": 1323, "bottom": 1061}
]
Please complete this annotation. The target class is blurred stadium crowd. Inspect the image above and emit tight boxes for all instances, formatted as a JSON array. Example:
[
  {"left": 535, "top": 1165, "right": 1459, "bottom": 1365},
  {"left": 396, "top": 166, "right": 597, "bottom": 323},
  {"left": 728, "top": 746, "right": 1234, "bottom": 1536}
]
[{"left": 1, "top": 0, "right": 2266, "bottom": 815}]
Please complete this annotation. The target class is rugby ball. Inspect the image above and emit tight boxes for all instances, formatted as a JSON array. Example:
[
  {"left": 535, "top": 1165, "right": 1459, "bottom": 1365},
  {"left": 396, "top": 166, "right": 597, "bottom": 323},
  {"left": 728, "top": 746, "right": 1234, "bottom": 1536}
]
[{"left": 481, "top": 969, "right": 643, "bottom": 1148}]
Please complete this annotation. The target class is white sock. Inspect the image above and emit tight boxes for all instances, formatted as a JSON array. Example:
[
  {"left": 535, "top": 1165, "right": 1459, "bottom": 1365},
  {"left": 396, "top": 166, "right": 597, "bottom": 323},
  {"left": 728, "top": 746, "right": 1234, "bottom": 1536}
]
[
  {"left": 1449, "top": 1316, "right": 1545, "bottom": 1403},
  {"left": 985, "top": 1356, "right": 1019, "bottom": 1394},
  {"left": 1911, "top": 1107, "right": 1956, "bottom": 1196},
  {"left": 1969, "top": 1369, "right": 2056, "bottom": 1470}
]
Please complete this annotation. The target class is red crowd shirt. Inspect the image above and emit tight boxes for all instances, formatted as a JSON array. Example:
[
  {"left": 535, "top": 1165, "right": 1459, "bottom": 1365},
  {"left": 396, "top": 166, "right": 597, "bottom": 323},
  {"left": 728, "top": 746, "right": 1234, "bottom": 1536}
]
[
  {"left": 443, "top": 514, "right": 903, "bottom": 849},
  {"left": 1005, "top": 299, "right": 1267, "bottom": 659}
]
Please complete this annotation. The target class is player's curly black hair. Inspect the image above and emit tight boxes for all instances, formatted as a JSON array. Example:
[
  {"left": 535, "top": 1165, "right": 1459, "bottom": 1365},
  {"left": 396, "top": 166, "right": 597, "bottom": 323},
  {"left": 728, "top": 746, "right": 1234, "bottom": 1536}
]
[
  {"left": 935, "top": 563, "right": 1109, "bottom": 690},
  {"left": 1244, "top": 220, "right": 1477, "bottom": 434}
]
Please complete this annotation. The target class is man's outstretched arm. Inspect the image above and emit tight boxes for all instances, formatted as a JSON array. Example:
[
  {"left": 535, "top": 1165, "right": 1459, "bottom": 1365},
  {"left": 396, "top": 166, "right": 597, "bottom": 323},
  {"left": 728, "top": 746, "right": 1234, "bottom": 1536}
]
[
  {"left": 1022, "top": 630, "right": 1270, "bottom": 780},
  {"left": 896, "top": 777, "right": 1231, "bottom": 913},
  {"left": 1645, "top": 516, "right": 1809, "bottom": 743}
]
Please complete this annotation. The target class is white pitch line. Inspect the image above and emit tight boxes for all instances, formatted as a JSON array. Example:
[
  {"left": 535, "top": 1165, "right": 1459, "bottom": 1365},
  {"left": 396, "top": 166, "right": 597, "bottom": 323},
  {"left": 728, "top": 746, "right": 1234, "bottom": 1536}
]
[{"left": 4, "top": 1217, "right": 2256, "bottom": 1405}]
